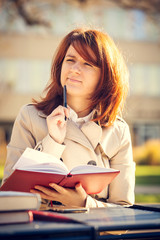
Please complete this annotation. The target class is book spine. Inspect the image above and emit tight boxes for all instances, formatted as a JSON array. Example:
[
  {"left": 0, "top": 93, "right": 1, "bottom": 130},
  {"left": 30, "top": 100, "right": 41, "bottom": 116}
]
[
  {"left": 58, "top": 174, "right": 73, "bottom": 187},
  {"left": 28, "top": 210, "right": 34, "bottom": 222}
]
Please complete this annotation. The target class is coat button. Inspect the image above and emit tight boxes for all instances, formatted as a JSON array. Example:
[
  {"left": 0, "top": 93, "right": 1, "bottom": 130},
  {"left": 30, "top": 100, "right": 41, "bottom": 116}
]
[
  {"left": 36, "top": 144, "right": 43, "bottom": 151},
  {"left": 87, "top": 160, "right": 97, "bottom": 166}
]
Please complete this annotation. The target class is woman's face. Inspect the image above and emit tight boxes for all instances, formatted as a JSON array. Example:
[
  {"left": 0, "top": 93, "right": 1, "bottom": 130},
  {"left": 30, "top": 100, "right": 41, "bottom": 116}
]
[{"left": 60, "top": 45, "right": 101, "bottom": 100}]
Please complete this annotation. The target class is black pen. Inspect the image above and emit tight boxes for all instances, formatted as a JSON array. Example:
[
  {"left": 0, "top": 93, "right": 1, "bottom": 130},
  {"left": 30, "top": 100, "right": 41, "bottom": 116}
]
[{"left": 63, "top": 85, "right": 67, "bottom": 120}]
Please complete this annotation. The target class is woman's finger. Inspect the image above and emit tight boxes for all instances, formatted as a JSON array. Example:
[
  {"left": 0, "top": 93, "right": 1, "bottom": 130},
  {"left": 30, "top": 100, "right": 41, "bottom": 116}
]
[
  {"left": 50, "top": 115, "right": 66, "bottom": 128},
  {"left": 49, "top": 183, "right": 66, "bottom": 194},
  {"left": 30, "top": 189, "right": 56, "bottom": 201},
  {"left": 49, "top": 105, "right": 70, "bottom": 120},
  {"left": 31, "top": 185, "right": 61, "bottom": 201},
  {"left": 49, "top": 105, "right": 66, "bottom": 118},
  {"left": 34, "top": 185, "right": 57, "bottom": 195},
  {"left": 75, "top": 183, "right": 87, "bottom": 196},
  {"left": 64, "top": 107, "right": 70, "bottom": 119}
]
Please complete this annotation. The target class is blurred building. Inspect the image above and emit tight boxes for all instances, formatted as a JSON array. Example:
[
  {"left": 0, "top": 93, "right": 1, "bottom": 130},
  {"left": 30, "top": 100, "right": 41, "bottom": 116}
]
[{"left": 0, "top": 2, "right": 160, "bottom": 146}]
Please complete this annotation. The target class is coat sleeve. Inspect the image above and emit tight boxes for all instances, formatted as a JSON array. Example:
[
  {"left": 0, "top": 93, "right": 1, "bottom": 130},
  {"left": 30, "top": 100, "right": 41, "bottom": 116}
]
[
  {"left": 2, "top": 105, "right": 65, "bottom": 185},
  {"left": 2, "top": 105, "right": 36, "bottom": 184},
  {"left": 107, "top": 123, "right": 135, "bottom": 205},
  {"left": 85, "top": 122, "right": 135, "bottom": 208}
]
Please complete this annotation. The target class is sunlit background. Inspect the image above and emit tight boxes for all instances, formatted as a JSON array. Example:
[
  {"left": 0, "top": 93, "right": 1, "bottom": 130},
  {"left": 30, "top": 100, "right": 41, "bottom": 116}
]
[{"left": 0, "top": 0, "right": 160, "bottom": 203}]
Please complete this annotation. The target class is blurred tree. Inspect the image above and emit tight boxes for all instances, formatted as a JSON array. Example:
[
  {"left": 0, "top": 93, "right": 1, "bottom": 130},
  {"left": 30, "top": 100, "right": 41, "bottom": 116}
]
[
  {"left": 0, "top": 0, "right": 159, "bottom": 28},
  {"left": 111, "top": 0, "right": 160, "bottom": 25},
  {"left": 0, "top": 0, "right": 51, "bottom": 27}
]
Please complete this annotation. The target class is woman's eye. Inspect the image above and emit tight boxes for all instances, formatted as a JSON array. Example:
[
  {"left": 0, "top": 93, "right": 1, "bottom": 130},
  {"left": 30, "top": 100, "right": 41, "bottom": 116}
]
[
  {"left": 66, "top": 59, "right": 74, "bottom": 62},
  {"left": 84, "top": 62, "right": 92, "bottom": 67}
]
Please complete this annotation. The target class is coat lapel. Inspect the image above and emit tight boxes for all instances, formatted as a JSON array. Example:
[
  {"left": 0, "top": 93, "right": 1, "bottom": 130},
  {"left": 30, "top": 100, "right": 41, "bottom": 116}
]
[
  {"left": 81, "top": 121, "right": 102, "bottom": 149},
  {"left": 66, "top": 120, "right": 102, "bottom": 151},
  {"left": 38, "top": 110, "right": 103, "bottom": 152}
]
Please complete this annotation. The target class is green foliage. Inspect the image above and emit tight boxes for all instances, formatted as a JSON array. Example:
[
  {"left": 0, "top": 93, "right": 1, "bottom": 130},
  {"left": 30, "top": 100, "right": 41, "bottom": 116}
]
[
  {"left": 135, "top": 165, "right": 160, "bottom": 176},
  {"left": 133, "top": 140, "right": 160, "bottom": 165},
  {"left": 135, "top": 165, "right": 160, "bottom": 185},
  {"left": 135, "top": 194, "right": 160, "bottom": 203},
  {"left": 135, "top": 165, "right": 160, "bottom": 203},
  {"left": 136, "top": 176, "right": 160, "bottom": 185}
]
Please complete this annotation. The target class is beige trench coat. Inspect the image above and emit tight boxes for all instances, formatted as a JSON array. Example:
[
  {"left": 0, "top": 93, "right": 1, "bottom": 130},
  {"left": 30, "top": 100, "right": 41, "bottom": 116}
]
[{"left": 2, "top": 104, "right": 135, "bottom": 207}]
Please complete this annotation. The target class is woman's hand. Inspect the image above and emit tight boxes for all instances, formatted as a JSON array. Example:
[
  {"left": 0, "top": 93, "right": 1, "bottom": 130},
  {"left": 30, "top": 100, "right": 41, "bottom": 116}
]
[
  {"left": 47, "top": 106, "right": 70, "bottom": 144},
  {"left": 30, "top": 183, "right": 87, "bottom": 207}
]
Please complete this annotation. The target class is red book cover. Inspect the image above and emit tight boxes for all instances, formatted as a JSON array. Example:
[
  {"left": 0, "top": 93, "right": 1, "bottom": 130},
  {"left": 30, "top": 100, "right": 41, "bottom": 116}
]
[
  {"left": 0, "top": 169, "right": 65, "bottom": 193},
  {"left": 0, "top": 148, "right": 120, "bottom": 195},
  {"left": 32, "top": 210, "right": 75, "bottom": 222},
  {"left": 0, "top": 167, "right": 119, "bottom": 195}
]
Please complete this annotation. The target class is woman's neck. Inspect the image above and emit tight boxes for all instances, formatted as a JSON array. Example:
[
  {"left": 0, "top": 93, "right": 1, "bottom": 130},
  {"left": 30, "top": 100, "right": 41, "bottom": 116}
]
[{"left": 67, "top": 96, "right": 92, "bottom": 118}]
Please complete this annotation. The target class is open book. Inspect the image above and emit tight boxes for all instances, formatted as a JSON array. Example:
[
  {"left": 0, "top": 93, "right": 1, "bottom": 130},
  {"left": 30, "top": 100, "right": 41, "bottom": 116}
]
[{"left": 0, "top": 148, "right": 120, "bottom": 195}]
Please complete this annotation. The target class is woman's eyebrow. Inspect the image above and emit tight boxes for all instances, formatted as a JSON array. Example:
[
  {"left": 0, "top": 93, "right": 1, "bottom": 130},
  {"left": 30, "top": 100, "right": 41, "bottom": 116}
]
[{"left": 65, "top": 54, "right": 76, "bottom": 58}]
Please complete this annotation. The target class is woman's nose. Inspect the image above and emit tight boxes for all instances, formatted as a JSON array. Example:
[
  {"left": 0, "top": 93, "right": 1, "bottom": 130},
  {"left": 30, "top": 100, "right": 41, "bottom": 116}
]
[{"left": 70, "top": 62, "right": 81, "bottom": 74}]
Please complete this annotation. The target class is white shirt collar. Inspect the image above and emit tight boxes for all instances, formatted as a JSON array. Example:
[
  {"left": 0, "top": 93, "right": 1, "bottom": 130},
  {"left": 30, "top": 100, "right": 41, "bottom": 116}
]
[{"left": 69, "top": 106, "right": 93, "bottom": 128}]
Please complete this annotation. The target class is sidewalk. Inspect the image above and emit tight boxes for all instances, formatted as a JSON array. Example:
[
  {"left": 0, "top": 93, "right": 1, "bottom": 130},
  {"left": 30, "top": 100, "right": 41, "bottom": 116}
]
[{"left": 135, "top": 185, "right": 160, "bottom": 194}]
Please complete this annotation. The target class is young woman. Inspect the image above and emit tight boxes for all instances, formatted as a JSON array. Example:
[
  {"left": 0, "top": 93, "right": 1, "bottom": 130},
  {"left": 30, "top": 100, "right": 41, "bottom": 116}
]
[{"left": 2, "top": 28, "right": 135, "bottom": 208}]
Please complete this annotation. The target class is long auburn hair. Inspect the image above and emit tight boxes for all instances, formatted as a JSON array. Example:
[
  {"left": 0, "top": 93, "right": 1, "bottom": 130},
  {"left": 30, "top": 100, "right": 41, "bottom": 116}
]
[{"left": 33, "top": 28, "right": 129, "bottom": 127}]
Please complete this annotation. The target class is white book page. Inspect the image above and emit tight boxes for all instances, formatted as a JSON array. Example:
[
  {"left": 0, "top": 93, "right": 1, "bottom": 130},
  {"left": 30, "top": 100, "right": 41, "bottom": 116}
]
[
  {"left": 70, "top": 165, "right": 119, "bottom": 174},
  {"left": 20, "top": 162, "right": 68, "bottom": 175},
  {"left": 13, "top": 148, "right": 68, "bottom": 172}
]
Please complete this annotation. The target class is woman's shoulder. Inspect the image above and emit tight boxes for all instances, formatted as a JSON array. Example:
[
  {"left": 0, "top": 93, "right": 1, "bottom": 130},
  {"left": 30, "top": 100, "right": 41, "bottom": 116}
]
[
  {"left": 18, "top": 103, "right": 38, "bottom": 115},
  {"left": 16, "top": 104, "right": 47, "bottom": 122},
  {"left": 114, "top": 116, "right": 129, "bottom": 130},
  {"left": 101, "top": 116, "right": 131, "bottom": 158},
  {"left": 18, "top": 104, "right": 46, "bottom": 117},
  {"left": 102, "top": 116, "right": 130, "bottom": 142},
  {"left": 104, "top": 116, "right": 129, "bottom": 132},
  {"left": 113, "top": 116, "right": 130, "bottom": 138}
]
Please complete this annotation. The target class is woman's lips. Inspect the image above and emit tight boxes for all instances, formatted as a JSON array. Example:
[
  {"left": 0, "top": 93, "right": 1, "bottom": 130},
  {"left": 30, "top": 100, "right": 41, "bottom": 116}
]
[{"left": 67, "top": 78, "right": 82, "bottom": 83}]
